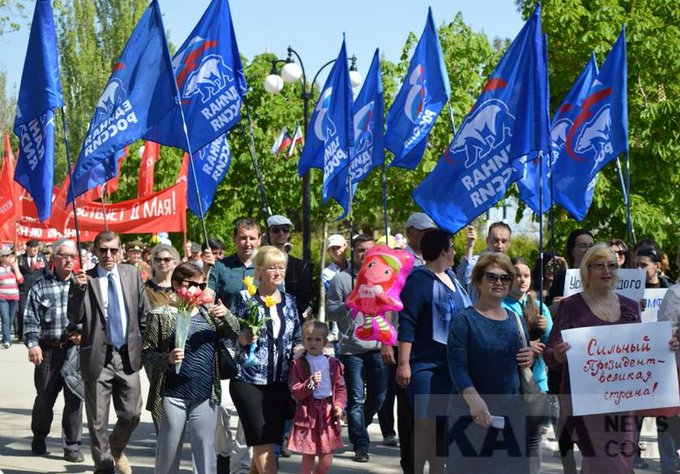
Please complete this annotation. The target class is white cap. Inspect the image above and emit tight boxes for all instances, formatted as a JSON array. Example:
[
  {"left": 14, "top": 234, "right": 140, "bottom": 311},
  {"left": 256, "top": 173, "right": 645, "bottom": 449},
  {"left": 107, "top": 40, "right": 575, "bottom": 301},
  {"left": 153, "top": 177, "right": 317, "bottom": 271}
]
[
  {"left": 326, "top": 234, "right": 346, "bottom": 249},
  {"left": 267, "top": 215, "right": 294, "bottom": 228},
  {"left": 405, "top": 212, "right": 437, "bottom": 230}
]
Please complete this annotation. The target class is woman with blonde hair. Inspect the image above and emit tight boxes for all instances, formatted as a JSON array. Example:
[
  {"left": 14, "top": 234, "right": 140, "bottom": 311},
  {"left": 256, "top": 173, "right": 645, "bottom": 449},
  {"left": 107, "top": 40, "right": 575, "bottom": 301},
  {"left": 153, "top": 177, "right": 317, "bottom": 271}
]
[
  {"left": 545, "top": 244, "right": 650, "bottom": 473},
  {"left": 230, "top": 246, "right": 302, "bottom": 474}
]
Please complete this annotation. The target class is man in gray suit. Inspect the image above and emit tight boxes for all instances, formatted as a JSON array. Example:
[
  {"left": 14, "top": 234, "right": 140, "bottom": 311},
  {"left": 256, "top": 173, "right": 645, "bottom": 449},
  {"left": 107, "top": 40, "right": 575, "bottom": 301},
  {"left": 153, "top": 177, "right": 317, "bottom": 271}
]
[{"left": 69, "top": 231, "right": 150, "bottom": 474}]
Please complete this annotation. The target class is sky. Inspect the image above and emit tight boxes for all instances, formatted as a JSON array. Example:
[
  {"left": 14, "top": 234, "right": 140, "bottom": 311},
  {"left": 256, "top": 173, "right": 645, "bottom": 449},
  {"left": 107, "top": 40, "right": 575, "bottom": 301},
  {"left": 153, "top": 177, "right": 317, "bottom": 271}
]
[{"left": 0, "top": 0, "right": 525, "bottom": 92}]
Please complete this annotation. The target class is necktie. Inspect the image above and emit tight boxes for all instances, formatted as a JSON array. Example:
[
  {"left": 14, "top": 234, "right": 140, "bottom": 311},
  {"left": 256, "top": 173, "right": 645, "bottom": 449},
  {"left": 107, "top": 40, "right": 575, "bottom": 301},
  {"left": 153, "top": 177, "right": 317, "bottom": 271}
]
[{"left": 107, "top": 272, "right": 125, "bottom": 348}]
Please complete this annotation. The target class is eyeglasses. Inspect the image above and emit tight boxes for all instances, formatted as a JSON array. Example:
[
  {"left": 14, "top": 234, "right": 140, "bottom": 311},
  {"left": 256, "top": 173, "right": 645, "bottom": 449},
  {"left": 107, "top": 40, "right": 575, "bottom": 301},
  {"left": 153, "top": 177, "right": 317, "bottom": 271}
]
[
  {"left": 265, "top": 265, "right": 286, "bottom": 274},
  {"left": 98, "top": 247, "right": 120, "bottom": 255},
  {"left": 615, "top": 250, "right": 627, "bottom": 256},
  {"left": 154, "top": 257, "right": 174, "bottom": 264},
  {"left": 55, "top": 253, "right": 77, "bottom": 260},
  {"left": 484, "top": 272, "right": 513, "bottom": 285},
  {"left": 183, "top": 280, "right": 207, "bottom": 290},
  {"left": 575, "top": 243, "right": 594, "bottom": 250},
  {"left": 589, "top": 262, "right": 618, "bottom": 272},
  {"left": 270, "top": 226, "right": 290, "bottom": 234}
]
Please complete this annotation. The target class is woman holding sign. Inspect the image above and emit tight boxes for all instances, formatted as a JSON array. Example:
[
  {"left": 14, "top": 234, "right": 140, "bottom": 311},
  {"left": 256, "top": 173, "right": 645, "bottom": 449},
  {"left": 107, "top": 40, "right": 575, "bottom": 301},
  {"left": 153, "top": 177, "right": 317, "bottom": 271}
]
[
  {"left": 447, "top": 252, "right": 534, "bottom": 473},
  {"left": 545, "top": 244, "right": 640, "bottom": 473}
]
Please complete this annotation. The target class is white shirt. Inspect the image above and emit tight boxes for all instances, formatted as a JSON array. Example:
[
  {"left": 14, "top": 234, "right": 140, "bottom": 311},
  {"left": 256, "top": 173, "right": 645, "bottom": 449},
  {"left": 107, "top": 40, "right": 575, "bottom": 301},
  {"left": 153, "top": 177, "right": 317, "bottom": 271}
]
[
  {"left": 306, "top": 353, "right": 332, "bottom": 399},
  {"left": 97, "top": 264, "right": 128, "bottom": 342}
]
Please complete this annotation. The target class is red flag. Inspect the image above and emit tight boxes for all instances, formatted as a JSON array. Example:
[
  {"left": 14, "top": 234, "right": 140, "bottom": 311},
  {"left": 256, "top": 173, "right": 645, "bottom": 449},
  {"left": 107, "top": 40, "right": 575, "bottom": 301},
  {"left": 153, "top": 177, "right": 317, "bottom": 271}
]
[
  {"left": 287, "top": 125, "right": 304, "bottom": 158},
  {"left": 270, "top": 127, "right": 292, "bottom": 160},
  {"left": 137, "top": 141, "right": 160, "bottom": 198},
  {"left": 106, "top": 147, "right": 128, "bottom": 195},
  {"left": 176, "top": 152, "right": 189, "bottom": 184},
  {"left": 0, "top": 133, "right": 19, "bottom": 226}
]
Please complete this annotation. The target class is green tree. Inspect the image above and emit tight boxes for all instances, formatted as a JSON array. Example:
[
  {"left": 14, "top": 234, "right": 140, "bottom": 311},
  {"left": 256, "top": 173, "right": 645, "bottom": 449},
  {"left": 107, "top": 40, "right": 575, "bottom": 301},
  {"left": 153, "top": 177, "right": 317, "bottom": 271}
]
[
  {"left": 0, "top": 69, "right": 16, "bottom": 135},
  {"left": 516, "top": 0, "right": 680, "bottom": 254}
]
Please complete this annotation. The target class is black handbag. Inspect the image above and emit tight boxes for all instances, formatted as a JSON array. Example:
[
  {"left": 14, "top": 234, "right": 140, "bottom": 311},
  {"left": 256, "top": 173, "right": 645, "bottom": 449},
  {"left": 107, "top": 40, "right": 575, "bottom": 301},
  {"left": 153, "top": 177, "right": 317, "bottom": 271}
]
[
  {"left": 218, "top": 341, "right": 238, "bottom": 380},
  {"left": 513, "top": 312, "right": 549, "bottom": 419}
]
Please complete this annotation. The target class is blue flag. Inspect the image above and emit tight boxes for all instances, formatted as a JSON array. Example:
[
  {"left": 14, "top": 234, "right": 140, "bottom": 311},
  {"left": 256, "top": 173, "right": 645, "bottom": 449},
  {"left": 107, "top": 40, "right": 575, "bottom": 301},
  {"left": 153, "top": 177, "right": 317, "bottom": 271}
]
[
  {"left": 187, "top": 134, "right": 231, "bottom": 216},
  {"left": 385, "top": 7, "right": 450, "bottom": 170},
  {"left": 349, "top": 49, "right": 384, "bottom": 198},
  {"left": 145, "top": 0, "right": 246, "bottom": 154},
  {"left": 299, "top": 39, "right": 354, "bottom": 218},
  {"left": 412, "top": 6, "right": 549, "bottom": 234},
  {"left": 552, "top": 28, "right": 628, "bottom": 221},
  {"left": 13, "top": 0, "right": 63, "bottom": 222},
  {"left": 69, "top": 0, "right": 176, "bottom": 203},
  {"left": 550, "top": 54, "right": 599, "bottom": 220}
]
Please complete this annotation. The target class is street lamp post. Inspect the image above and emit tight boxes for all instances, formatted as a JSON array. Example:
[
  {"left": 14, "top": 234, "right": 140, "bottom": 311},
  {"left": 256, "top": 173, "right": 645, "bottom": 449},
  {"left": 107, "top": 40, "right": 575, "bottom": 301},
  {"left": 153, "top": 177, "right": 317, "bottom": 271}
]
[{"left": 264, "top": 46, "right": 361, "bottom": 261}]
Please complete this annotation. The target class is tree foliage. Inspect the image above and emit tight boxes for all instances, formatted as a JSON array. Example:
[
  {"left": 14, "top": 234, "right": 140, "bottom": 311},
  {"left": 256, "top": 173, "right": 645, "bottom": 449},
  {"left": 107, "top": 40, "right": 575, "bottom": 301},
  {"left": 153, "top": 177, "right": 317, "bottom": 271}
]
[{"left": 516, "top": 0, "right": 680, "bottom": 255}]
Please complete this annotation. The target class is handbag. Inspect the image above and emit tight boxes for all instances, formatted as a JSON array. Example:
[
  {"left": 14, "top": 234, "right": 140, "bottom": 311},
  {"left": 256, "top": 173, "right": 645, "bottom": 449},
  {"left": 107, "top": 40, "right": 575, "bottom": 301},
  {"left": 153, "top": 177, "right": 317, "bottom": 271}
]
[
  {"left": 513, "top": 312, "right": 549, "bottom": 419},
  {"left": 218, "top": 340, "right": 238, "bottom": 380}
]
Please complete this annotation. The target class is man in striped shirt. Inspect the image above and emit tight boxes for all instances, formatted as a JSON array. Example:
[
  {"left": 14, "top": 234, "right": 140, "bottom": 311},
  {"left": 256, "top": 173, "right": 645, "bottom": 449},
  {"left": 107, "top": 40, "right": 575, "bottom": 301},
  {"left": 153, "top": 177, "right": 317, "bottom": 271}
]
[{"left": 23, "top": 239, "right": 84, "bottom": 463}]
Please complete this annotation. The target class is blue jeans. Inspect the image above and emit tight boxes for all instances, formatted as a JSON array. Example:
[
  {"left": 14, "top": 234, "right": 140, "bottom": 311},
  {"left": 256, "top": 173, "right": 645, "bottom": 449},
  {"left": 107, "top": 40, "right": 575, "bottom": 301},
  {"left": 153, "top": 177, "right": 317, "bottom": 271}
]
[
  {"left": 0, "top": 299, "right": 17, "bottom": 344},
  {"left": 340, "top": 350, "right": 387, "bottom": 452}
]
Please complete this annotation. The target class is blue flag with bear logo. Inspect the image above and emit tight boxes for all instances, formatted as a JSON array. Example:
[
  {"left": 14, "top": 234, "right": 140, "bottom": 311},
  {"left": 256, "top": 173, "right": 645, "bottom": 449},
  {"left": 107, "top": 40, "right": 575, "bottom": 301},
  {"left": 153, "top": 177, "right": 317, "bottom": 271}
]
[
  {"left": 349, "top": 49, "right": 384, "bottom": 199},
  {"left": 552, "top": 28, "right": 627, "bottom": 221},
  {"left": 13, "top": 0, "right": 63, "bottom": 221},
  {"left": 69, "top": 0, "right": 176, "bottom": 203},
  {"left": 299, "top": 39, "right": 354, "bottom": 219},
  {"left": 144, "top": 0, "right": 246, "bottom": 154},
  {"left": 384, "top": 7, "right": 450, "bottom": 170},
  {"left": 187, "top": 134, "right": 231, "bottom": 216},
  {"left": 412, "top": 6, "right": 549, "bottom": 234}
]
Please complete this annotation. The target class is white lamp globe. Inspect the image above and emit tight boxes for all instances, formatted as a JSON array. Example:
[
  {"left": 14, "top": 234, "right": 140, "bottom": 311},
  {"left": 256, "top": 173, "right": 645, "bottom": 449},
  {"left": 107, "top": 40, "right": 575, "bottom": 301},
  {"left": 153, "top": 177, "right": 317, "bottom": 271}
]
[
  {"left": 281, "top": 62, "right": 303, "bottom": 83},
  {"left": 138, "top": 145, "right": 145, "bottom": 158},
  {"left": 263, "top": 74, "right": 284, "bottom": 94},
  {"left": 349, "top": 70, "right": 363, "bottom": 88}
]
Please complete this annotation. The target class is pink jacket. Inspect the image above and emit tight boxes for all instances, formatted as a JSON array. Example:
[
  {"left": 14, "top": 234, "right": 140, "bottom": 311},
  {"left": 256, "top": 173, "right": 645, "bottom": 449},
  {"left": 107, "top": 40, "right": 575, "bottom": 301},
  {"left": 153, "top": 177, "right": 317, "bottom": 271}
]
[{"left": 289, "top": 355, "right": 347, "bottom": 428}]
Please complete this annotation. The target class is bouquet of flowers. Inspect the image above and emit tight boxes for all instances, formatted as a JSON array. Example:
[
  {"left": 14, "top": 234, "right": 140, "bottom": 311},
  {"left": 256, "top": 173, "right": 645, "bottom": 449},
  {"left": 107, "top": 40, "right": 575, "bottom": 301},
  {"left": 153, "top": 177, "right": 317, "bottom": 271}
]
[
  {"left": 174, "top": 285, "right": 211, "bottom": 374},
  {"left": 241, "top": 276, "right": 276, "bottom": 367}
]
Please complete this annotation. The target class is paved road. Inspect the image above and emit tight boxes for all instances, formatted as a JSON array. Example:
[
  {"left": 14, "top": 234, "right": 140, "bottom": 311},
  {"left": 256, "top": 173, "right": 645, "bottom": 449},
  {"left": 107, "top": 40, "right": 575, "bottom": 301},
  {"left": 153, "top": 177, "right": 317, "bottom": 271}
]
[{"left": 0, "top": 341, "right": 666, "bottom": 473}]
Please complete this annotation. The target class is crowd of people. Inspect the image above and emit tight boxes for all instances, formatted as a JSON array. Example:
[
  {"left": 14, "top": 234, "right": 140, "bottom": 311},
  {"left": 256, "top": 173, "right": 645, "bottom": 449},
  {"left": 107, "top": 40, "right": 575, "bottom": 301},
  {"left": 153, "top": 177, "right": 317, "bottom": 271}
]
[{"left": 1, "top": 214, "right": 680, "bottom": 474}]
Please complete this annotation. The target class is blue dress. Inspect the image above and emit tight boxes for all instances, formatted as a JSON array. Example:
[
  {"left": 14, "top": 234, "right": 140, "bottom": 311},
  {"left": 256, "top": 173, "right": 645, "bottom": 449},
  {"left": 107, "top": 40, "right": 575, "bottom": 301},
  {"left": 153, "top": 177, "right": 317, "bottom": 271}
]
[
  {"left": 446, "top": 306, "right": 530, "bottom": 473},
  {"left": 398, "top": 266, "right": 470, "bottom": 417}
]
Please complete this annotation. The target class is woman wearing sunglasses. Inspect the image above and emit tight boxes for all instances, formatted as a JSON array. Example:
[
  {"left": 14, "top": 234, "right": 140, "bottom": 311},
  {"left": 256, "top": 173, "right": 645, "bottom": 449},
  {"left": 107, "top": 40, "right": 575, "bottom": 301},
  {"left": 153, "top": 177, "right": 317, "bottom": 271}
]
[
  {"left": 447, "top": 252, "right": 534, "bottom": 472},
  {"left": 144, "top": 243, "right": 180, "bottom": 309},
  {"left": 142, "top": 262, "right": 239, "bottom": 473}
]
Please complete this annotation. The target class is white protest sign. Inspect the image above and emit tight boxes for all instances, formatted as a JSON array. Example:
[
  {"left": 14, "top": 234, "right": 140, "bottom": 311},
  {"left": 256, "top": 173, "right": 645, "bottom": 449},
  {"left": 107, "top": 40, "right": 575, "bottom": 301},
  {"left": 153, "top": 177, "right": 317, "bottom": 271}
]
[
  {"left": 562, "top": 268, "right": 645, "bottom": 303},
  {"left": 562, "top": 321, "right": 679, "bottom": 416},
  {"left": 641, "top": 289, "right": 669, "bottom": 323}
]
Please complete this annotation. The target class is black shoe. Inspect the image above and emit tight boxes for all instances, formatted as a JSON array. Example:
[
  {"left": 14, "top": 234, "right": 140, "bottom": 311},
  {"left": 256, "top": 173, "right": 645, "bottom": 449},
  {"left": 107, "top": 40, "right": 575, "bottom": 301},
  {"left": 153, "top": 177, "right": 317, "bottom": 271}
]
[
  {"left": 31, "top": 438, "right": 47, "bottom": 455},
  {"left": 353, "top": 450, "right": 369, "bottom": 462},
  {"left": 383, "top": 435, "right": 399, "bottom": 447},
  {"left": 280, "top": 438, "right": 292, "bottom": 458},
  {"left": 216, "top": 454, "right": 231, "bottom": 474},
  {"left": 64, "top": 449, "right": 84, "bottom": 463}
]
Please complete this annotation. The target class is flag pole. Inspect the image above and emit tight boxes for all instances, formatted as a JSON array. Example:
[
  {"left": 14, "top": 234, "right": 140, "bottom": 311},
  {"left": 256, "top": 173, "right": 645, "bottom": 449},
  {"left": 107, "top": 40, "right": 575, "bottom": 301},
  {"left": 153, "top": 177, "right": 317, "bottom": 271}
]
[
  {"left": 381, "top": 162, "right": 389, "bottom": 243},
  {"left": 537, "top": 151, "right": 544, "bottom": 310},
  {"left": 241, "top": 97, "right": 272, "bottom": 218},
  {"left": 60, "top": 107, "right": 84, "bottom": 268},
  {"left": 156, "top": 12, "right": 209, "bottom": 246},
  {"left": 623, "top": 152, "right": 635, "bottom": 244},
  {"left": 447, "top": 102, "right": 457, "bottom": 136},
  {"left": 99, "top": 185, "right": 109, "bottom": 231}
]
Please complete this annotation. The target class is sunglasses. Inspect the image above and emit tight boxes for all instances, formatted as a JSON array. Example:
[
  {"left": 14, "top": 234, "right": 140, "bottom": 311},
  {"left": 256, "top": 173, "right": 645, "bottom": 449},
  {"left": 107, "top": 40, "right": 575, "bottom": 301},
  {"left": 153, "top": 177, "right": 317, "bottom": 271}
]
[
  {"left": 98, "top": 247, "right": 120, "bottom": 255},
  {"left": 183, "top": 280, "right": 207, "bottom": 290},
  {"left": 484, "top": 272, "right": 513, "bottom": 285},
  {"left": 615, "top": 250, "right": 627, "bottom": 256},
  {"left": 589, "top": 262, "right": 618, "bottom": 272},
  {"left": 154, "top": 257, "right": 174, "bottom": 264},
  {"left": 270, "top": 226, "right": 290, "bottom": 234}
]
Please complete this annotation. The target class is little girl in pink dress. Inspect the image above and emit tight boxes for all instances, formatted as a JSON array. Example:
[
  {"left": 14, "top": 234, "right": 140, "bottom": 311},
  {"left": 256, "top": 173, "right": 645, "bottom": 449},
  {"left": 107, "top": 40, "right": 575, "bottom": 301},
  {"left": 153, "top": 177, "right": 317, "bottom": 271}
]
[{"left": 288, "top": 321, "right": 347, "bottom": 473}]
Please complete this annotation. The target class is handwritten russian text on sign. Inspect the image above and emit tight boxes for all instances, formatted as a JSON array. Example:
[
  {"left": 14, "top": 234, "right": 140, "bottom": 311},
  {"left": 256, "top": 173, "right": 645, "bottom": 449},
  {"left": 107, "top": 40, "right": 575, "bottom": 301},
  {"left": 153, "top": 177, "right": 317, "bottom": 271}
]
[
  {"left": 562, "top": 268, "right": 645, "bottom": 303},
  {"left": 562, "top": 321, "right": 679, "bottom": 416},
  {"left": 641, "top": 289, "right": 669, "bottom": 323}
]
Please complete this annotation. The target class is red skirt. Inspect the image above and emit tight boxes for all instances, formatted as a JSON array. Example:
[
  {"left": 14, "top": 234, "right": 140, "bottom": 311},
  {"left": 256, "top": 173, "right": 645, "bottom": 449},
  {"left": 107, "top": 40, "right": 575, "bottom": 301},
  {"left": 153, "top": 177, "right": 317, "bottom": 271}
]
[{"left": 288, "top": 398, "right": 344, "bottom": 455}]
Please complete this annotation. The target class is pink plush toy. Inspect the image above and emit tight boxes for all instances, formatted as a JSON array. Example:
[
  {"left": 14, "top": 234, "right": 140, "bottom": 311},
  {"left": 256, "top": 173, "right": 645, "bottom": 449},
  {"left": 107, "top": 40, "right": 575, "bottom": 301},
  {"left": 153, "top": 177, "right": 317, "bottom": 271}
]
[{"left": 345, "top": 245, "right": 414, "bottom": 345}]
